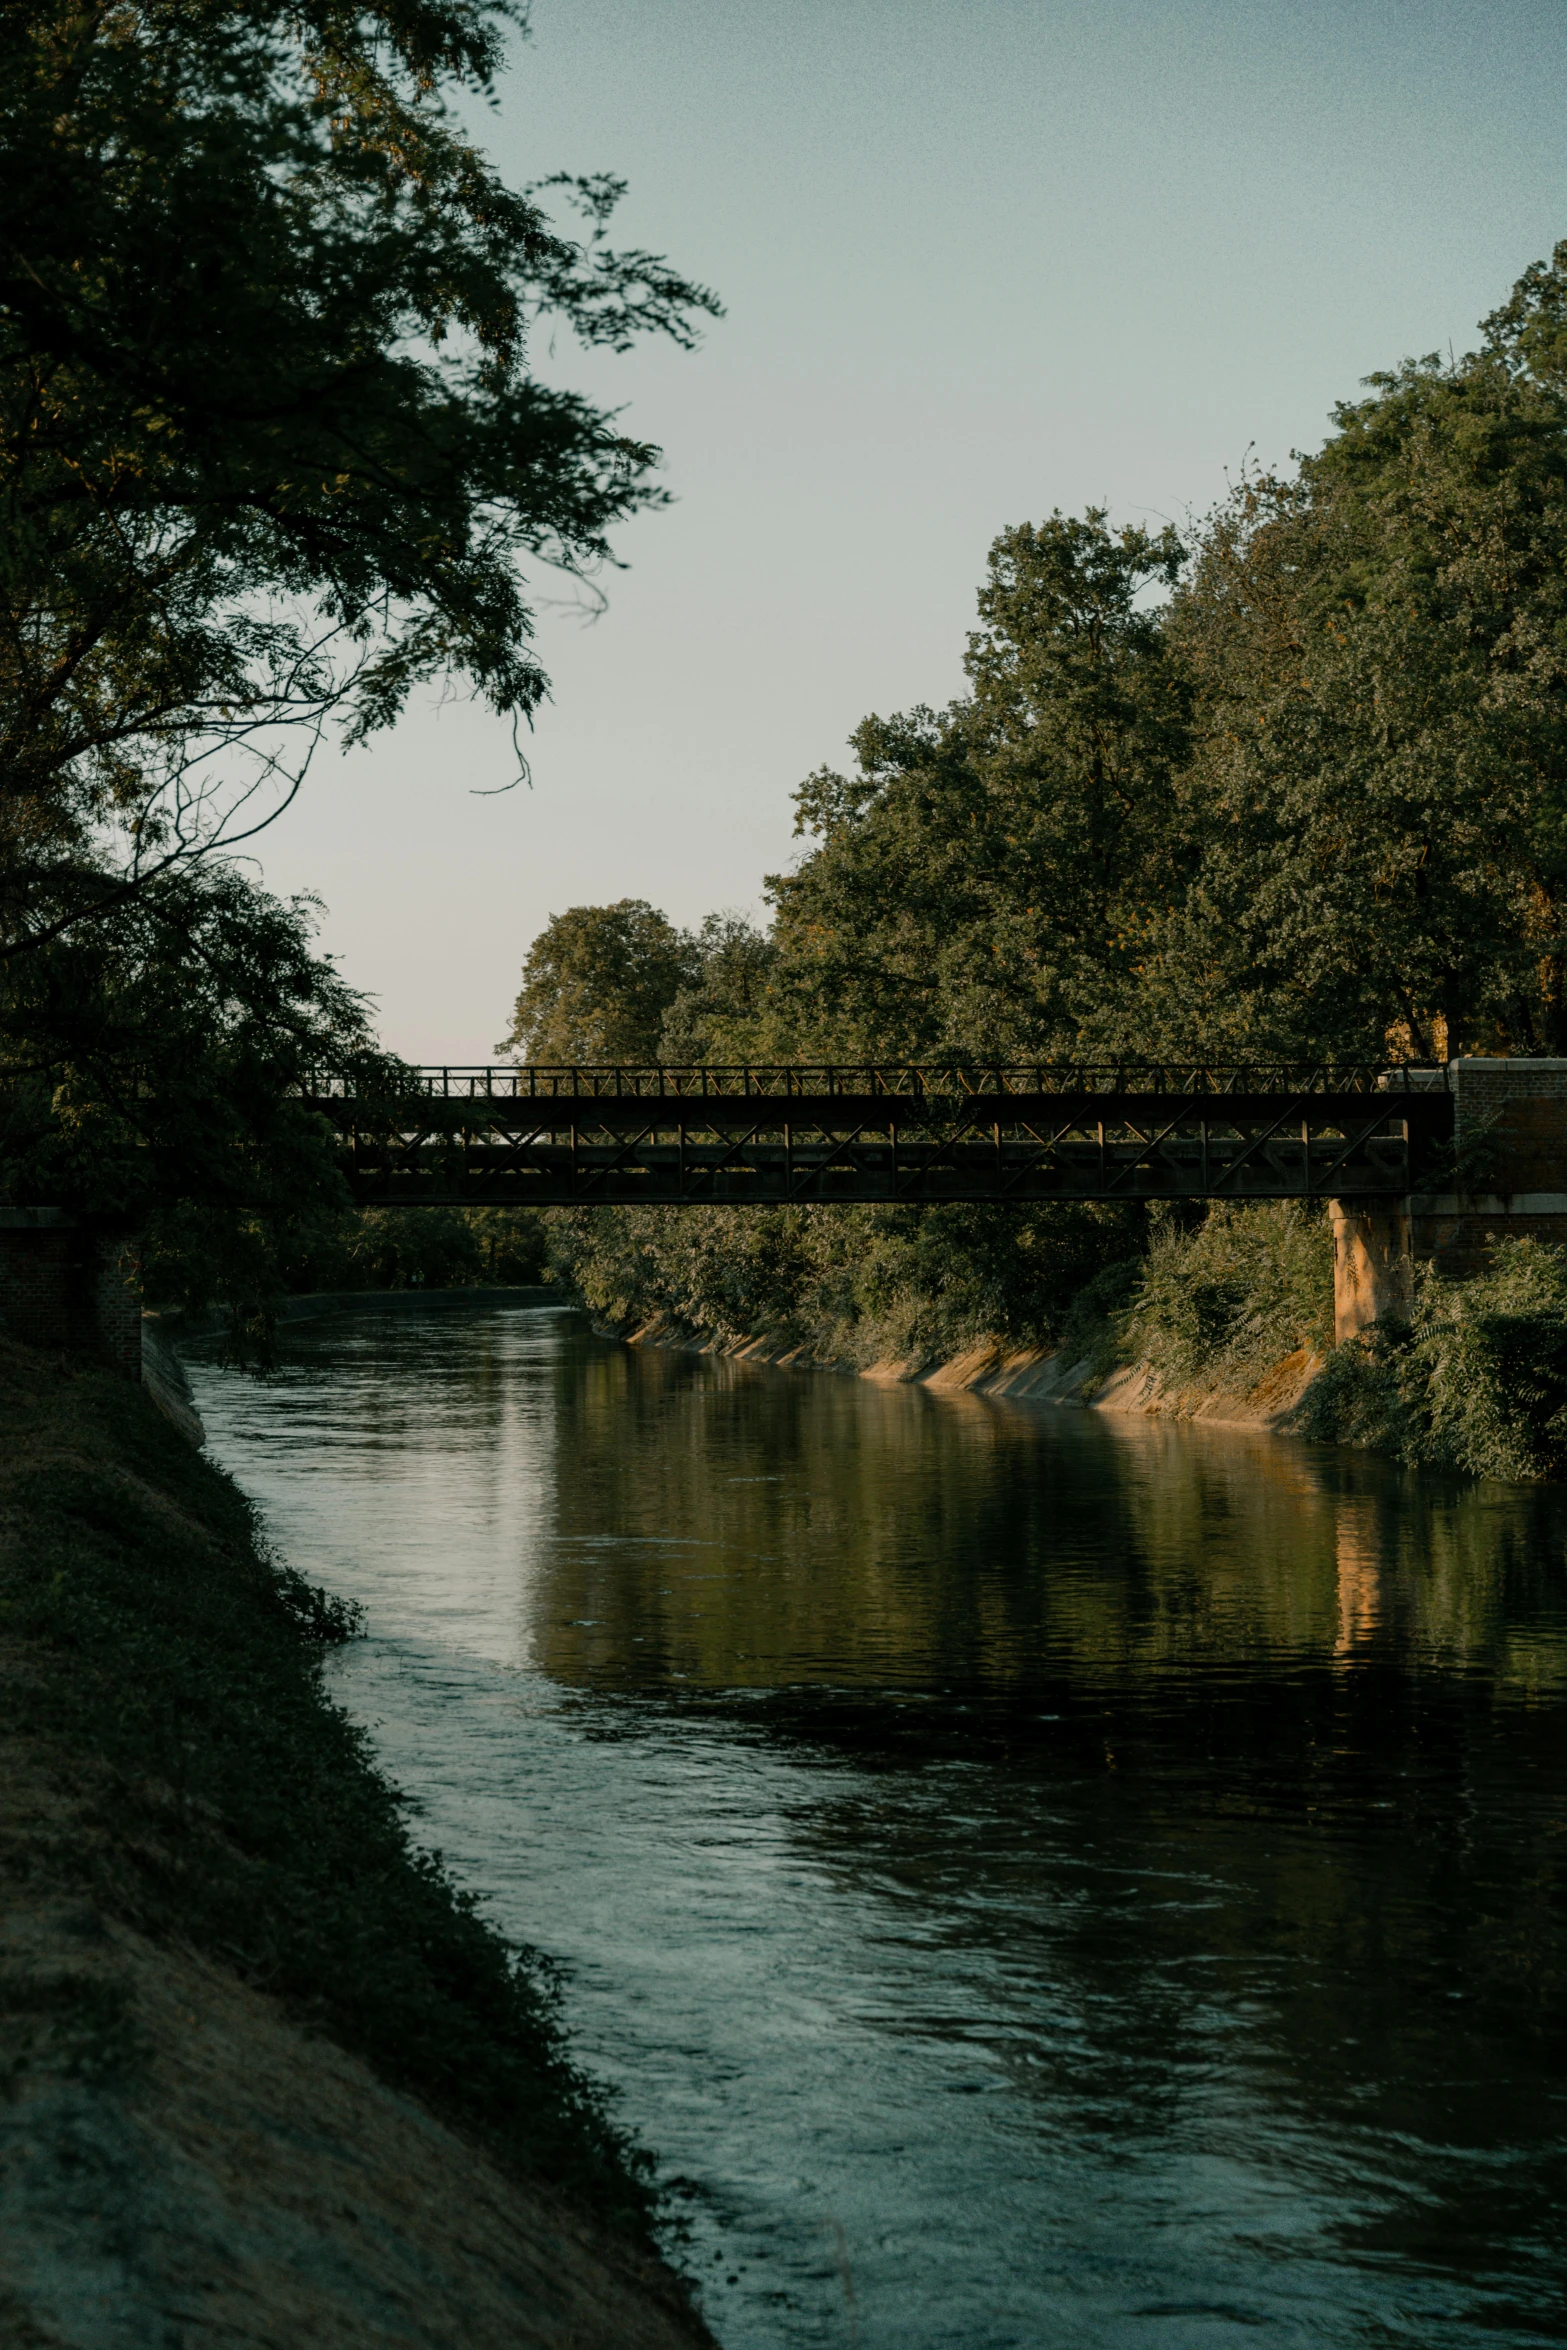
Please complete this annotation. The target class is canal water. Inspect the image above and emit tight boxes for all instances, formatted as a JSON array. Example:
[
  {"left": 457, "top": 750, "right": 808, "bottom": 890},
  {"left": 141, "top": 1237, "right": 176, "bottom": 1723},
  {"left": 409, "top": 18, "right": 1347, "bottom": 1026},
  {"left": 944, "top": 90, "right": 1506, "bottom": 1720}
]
[{"left": 184, "top": 1305, "right": 1567, "bottom": 2348}]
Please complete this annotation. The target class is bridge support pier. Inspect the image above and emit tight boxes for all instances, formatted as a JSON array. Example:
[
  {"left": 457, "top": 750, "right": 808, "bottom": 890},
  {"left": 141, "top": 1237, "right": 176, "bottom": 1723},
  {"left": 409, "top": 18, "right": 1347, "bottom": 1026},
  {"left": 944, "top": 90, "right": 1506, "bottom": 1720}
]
[
  {"left": 1329, "top": 1203, "right": 1413, "bottom": 1344},
  {"left": 1331, "top": 1060, "right": 1567, "bottom": 1341}
]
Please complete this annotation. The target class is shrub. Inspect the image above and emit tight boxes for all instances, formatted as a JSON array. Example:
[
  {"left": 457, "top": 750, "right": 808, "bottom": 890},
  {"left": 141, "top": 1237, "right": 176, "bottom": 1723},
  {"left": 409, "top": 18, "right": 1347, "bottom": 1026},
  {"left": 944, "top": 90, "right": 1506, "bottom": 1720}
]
[
  {"left": 1297, "top": 1241, "right": 1567, "bottom": 1482},
  {"left": 287, "top": 1206, "right": 551, "bottom": 1293},
  {"left": 1123, "top": 1200, "right": 1333, "bottom": 1390},
  {"left": 547, "top": 1199, "right": 1143, "bottom": 1366}
]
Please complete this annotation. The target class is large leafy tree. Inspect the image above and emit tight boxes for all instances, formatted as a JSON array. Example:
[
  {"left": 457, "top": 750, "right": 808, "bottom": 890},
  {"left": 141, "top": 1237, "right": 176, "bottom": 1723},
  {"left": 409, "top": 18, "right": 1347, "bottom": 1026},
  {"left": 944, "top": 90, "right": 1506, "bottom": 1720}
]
[
  {"left": 0, "top": 862, "right": 396, "bottom": 1324},
  {"left": 0, "top": 0, "right": 719, "bottom": 956},
  {"left": 768, "top": 246, "right": 1567, "bottom": 1069},
  {"left": 1159, "top": 246, "right": 1567, "bottom": 1059},
  {"left": 767, "top": 512, "right": 1190, "bottom": 1059},
  {"left": 500, "top": 900, "right": 700, "bottom": 1062}
]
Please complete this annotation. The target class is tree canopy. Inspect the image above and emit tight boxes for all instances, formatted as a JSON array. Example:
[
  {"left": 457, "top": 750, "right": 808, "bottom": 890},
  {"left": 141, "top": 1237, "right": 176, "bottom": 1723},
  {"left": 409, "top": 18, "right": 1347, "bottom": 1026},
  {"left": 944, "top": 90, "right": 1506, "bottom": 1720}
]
[
  {"left": 0, "top": 860, "right": 394, "bottom": 1326},
  {"left": 0, "top": 0, "right": 719, "bottom": 1313},
  {"left": 765, "top": 513, "right": 1190, "bottom": 1058},
  {"left": 1159, "top": 270, "right": 1567, "bottom": 1059},
  {"left": 726, "top": 240, "right": 1567, "bottom": 1068},
  {"left": 0, "top": 0, "right": 719, "bottom": 956},
  {"left": 501, "top": 900, "right": 701, "bottom": 1062}
]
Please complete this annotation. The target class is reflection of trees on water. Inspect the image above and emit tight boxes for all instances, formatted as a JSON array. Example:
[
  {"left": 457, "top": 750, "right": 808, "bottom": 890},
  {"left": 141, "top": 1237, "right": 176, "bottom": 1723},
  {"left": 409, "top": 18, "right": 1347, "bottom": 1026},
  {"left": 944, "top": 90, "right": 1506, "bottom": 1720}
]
[
  {"left": 532, "top": 1342, "right": 1567, "bottom": 1701},
  {"left": 531, "top": 1343, "right": 1567, "bottom": 2313}
]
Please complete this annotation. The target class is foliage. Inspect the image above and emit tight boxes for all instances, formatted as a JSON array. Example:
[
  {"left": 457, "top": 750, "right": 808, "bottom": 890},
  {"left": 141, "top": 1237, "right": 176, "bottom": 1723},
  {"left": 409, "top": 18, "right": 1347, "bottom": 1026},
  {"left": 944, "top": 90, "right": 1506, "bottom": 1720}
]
[
  {"left": 763, "top": 512, "right": 1190, "bottom": 1058},
  {"left": 658, "top": 912, "right": 778, "bottom": 1061},
  {"left": 744, "top": 241, "right": 1567, "bottom": 1066},
  {"left": 550, "top": 1198, "right": 1143, "bottom": 1367},
  {"left": 1123, "top": 1201, "right": 1334, "bottom": 1389},
  {"left": 0, "top": 0, "right": 719, "bottom": 955},
  {"left": 1298, "top": 1241, "right": 1567, "bottom": 1481},
  {"left": 0, "top": 1334, "right": 659, "bottom": 2231},
  {"left": 1048, "top": 1257, "right": 1145, "bottom": 1381},
  {"left": 287, "top": 1203, "right": 550, "bottom": 1291},
  {"left": 0, "top": 860, "right": 404, "bottom": 1336},
  {"left": 500, "top": 899, "right": 701, "bottom": 1061},
  {"left": 1155, "top": 259, "right": 1567, "bottom": 1059}
]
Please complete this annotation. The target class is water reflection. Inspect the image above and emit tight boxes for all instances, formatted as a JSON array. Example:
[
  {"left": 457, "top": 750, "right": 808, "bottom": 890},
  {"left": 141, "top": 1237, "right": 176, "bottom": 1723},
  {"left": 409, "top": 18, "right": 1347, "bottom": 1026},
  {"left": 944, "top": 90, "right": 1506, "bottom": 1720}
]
[
  {"left": 533, "top": 1337, "right": 1567, "bottom": 1702},
  {"left": 187, "top": 1312, "right": 1567, "bottom": 2349}
]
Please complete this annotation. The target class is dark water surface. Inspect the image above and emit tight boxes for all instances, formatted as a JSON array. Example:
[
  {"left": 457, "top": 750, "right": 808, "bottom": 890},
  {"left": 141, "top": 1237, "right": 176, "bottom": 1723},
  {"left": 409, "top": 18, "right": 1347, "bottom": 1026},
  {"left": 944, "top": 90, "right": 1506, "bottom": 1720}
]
[{"left": 185, "top": 1308, "right": 1567, "bottom": 2348}]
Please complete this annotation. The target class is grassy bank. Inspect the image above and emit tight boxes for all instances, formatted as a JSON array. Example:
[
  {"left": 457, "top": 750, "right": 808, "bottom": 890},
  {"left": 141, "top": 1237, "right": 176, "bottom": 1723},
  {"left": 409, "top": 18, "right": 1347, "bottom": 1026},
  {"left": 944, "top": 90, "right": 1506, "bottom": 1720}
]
[{"left": 0, "top": 1334, "right": 708, "bottom": 2341}]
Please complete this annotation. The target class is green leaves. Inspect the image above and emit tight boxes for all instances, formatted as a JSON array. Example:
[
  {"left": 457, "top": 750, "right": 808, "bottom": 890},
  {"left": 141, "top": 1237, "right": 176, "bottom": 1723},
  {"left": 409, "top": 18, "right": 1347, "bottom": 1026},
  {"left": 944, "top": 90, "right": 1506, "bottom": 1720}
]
[
  {"left": 765, "top": 511, "right": 1192, "bottom": 1059},
  {"left": 770, "top": 241, "right": 1567, "bottom": 1069},
  {"left": 1298, "top": 1241, "right": 1567, "bottom": 1481},
  {"left": 500, "top": 900, "right": 703, "bottom": 1063},
  {"left": 0, "top": 0, "right": 720, "bottom": 950},
  {"left": 1166, "top": 265, "right": 1567, "bottom": 1059},
  {"left": 0, "top": 860, "right": 400, "bottom": 1327}
]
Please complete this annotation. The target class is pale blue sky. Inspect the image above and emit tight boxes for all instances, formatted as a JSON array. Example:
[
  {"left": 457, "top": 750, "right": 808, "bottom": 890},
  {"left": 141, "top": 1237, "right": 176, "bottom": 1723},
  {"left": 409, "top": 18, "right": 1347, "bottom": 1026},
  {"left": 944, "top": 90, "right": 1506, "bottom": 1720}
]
[{"left": 245, "top": 0, "right": 1567, "bottom": 1059}]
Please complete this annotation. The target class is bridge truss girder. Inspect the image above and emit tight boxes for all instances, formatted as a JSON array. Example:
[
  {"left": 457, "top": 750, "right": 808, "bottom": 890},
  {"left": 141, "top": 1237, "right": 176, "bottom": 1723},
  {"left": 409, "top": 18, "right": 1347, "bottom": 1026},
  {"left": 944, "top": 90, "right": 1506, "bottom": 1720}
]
[{"left": 311, "top": 1079, "right": 1454, "bottom": 1209}]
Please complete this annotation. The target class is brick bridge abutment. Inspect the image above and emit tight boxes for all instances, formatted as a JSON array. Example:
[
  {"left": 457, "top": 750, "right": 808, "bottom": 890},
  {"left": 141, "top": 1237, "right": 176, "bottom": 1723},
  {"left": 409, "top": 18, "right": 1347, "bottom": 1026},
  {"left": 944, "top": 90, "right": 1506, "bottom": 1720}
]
[{"left": 0, "top": 1210, "right": 142, "bottom": 1378}]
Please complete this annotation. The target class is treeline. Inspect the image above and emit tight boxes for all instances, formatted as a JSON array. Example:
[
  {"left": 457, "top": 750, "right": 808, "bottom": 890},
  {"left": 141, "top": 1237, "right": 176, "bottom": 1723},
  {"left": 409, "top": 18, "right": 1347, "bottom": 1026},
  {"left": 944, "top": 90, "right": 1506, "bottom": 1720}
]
[
  {"left": 492, "top": 242, "right": 1567, "bottom": 1410},
  {"left": 513, "top": 243, "right": 1567, "bottom": 1076}
]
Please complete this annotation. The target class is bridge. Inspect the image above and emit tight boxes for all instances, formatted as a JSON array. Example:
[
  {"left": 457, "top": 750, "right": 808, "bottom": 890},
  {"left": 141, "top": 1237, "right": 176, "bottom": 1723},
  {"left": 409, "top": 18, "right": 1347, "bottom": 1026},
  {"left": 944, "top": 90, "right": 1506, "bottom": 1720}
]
[
  {"left": 307, "top": 1056, "right": 1567, "bottom": 1346},
  {"left": 307, "top": 1062, "right": 1457, "bottom": 1210},
  {"left": 6, "top": 1058, "right": 1562, "bottom": 1380}
]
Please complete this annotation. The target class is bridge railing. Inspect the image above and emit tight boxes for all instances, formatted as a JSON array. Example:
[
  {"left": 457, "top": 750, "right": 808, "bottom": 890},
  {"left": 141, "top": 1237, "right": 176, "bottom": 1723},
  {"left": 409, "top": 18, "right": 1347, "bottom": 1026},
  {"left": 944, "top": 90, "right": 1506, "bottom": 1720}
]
[{"left": 301, "top": 1061, "right": 1455, "bottom": 1101}]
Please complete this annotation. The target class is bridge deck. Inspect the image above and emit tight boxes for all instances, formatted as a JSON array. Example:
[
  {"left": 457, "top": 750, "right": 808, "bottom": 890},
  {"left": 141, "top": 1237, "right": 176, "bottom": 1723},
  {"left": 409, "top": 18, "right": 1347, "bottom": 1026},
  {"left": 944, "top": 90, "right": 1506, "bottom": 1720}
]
[{"left": 305, "top": 1065, "right": 1454, "bottom": 1208}]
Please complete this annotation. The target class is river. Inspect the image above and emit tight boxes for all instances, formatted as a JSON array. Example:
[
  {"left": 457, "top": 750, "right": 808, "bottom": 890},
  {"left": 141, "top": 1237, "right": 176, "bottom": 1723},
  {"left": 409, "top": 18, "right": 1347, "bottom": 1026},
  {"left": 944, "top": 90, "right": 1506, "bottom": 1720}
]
[{"left": 183, "top": 1303, "right": 1567, "bottom": 2348}]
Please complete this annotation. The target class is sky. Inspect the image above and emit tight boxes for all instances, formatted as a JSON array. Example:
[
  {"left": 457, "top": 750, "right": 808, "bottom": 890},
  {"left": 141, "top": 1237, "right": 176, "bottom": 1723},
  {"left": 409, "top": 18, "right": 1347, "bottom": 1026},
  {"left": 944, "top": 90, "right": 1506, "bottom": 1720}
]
[{"left": 240, "top": 0, "right": 1567, "bottom": 1061}]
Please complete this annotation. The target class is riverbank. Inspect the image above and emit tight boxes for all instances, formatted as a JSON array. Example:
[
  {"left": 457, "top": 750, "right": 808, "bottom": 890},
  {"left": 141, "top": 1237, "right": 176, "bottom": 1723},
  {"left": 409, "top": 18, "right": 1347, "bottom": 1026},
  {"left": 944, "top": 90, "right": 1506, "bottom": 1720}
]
[
  {"left": 0, "top": 1332, "right": 714, "bottom": 2349},
  {"left": 550, "top": 1197, "right": 1336, "bottom": 1436},
  {"left": 612, "top": 1219, "right": 1567, "bottom": 1479},
  {"left": 617, "top": 1311, "right": 1323, "bottom": 1431}
]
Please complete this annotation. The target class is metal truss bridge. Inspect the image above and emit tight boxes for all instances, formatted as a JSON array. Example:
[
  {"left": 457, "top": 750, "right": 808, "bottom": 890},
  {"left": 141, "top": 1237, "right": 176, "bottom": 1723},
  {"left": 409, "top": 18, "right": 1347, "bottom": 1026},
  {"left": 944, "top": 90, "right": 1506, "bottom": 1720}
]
[{"left": 303, "top": 1063, "right": 1455, "bottom": 1209}]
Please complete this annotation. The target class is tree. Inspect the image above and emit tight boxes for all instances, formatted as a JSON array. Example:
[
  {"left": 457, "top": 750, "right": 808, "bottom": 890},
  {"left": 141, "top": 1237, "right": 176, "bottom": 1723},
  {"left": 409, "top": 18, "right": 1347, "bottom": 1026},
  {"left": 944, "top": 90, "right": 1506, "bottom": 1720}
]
[
  {"left": 0, "top": 859, "right": 399, "bottom": 1331},
  {"left": 500, "top": 900, "right": 700, "bottom": 1062},
  {"left": 766, "top": 511, "right": 1189, "bottom": 1058},
  {"left": 1158, "top": 245, "right": 1567, "bottom": 1060},
  {"left": 0, "top": 1, "right": 720, "bottom": 957},
  {"left": 657, "top": 911, "right": 778, "bottom": 1061}
]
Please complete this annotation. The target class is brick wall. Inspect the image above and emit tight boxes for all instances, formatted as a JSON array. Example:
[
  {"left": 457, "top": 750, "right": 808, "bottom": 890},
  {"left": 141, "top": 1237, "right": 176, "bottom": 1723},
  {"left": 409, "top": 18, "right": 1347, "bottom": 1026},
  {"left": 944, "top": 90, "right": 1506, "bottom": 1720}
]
[
  {"left": 95, "top": 1234, "right": 144, "bottom": 1378},
  {"left": 1410, "top": 1207, "right": 1567, "bottom": 1282},
  {"left": 0, "top": 1214, "right": 143, "bottom": 1377},
  {"left": 1452, "top": 1059, "right": 1567, "bottom": 1191}
]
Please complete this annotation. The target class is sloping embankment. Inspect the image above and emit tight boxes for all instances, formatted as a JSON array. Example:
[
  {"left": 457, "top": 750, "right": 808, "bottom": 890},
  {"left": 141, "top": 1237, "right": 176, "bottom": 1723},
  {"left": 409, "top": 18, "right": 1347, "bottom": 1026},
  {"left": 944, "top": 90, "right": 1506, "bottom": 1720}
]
[
  {"left": 620, "top": 1316, "right": 1322, "bottom": 1432},
  {"left": 0, "top": 1334, "right": 713, "bottom": 2350}
]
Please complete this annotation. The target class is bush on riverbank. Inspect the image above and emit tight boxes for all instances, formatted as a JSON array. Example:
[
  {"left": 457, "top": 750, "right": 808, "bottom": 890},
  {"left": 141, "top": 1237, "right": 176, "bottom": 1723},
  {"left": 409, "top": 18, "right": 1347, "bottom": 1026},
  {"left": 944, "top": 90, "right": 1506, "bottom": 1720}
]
[
  {"left": 1122, "top": 1201, "right": 1334, "bottom": 1388},
  {"left": 546, "top": 1198, "right": 1144, "bottom": 1366},
  {"left": 1297, "top": 1240, "right": 1567, "bottom": 1481},
  {"left": 0, "top": 1336, "right": 656, "bottom": 2233},
  {"left": 278, "top": 1205, "right": 552, "bottom": 1294},
  {"left": 545, "top": 1196, "right": 1334, "bottom": 1398}
]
